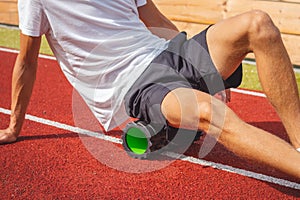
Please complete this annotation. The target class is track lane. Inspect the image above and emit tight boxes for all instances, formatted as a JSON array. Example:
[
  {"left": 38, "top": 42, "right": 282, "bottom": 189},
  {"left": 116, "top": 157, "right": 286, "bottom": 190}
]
[
  {"left": 1, "top": 112, "right": 299, "bottom": 199},
  {"left": 0, "top": 49, "right": 299, "bottom": 198}
]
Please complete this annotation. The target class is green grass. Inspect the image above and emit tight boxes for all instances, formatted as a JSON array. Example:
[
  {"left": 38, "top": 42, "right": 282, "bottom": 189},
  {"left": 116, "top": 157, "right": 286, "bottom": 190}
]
[
  {"left": 0, "top": 26, "right": 53, "bottom": 55},
  {"left": 1, "top": 25, "right": 300, "bottom": 94},
  {"left": 239, "top": 63, "right": 263, "bottom": 91},
  {"left": 241, "top": 63, "right": 300, "bottom": 95}
]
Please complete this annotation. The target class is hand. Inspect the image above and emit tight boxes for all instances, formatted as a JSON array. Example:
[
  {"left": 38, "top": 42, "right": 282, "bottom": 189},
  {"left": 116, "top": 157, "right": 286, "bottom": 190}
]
[
  {"left": 0, "top": 128, "right": 18, "bottom": 144},
  {"left": 214, "top": 89, "right": 231, "bottom": 103}
]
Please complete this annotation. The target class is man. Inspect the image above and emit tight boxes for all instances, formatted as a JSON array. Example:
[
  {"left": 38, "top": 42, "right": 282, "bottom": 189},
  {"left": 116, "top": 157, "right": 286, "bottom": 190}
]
[{"left": 1, "top": 0, "right": 300, "bottom": 178}]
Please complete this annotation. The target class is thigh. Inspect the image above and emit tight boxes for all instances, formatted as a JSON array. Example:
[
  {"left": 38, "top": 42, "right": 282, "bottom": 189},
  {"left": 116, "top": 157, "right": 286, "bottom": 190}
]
[
  {"left": 207, "top": 11, "right": 253, "bottom": 79},
  {"left": 124, "top": 61, "right": 192, "bottom": 125},
  {"left": 161, "top": 87, "right": 230, "bottom": 133}
]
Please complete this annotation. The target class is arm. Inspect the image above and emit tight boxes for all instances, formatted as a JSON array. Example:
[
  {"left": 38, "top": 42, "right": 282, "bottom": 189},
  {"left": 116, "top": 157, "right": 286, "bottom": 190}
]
[
  {"left": 0, "top": 33, "right": 41, "bottom": 144},
  {"left": 138, "top": 0, "right": 179, "bottom": 40}
]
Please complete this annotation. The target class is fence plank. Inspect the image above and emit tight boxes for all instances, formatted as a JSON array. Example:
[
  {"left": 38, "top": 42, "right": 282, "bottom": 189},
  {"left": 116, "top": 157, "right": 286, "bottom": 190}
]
[
  {"left": 172, "top": 20, "right": 300, "bottom": 65},
  {"left": 281, "top": 34, "right": 300, "bottom": 65},
  {"left": 153, "top": 0, "right": 226, "bottom": 24},
  {"left": 0, "top": 2, "right": 17, "bottom": 12},
  {"left": 0, "top": 0, "right": 299, "bottom": 65},
  {"left": 154, "top": 0, "right": 300, "bottom": 35},
  {"left": 264, "top": 0, "right": 300, "bottom": 3},
  {"left": 226, "top": 0, "right": 300, "bottom": 35},
  {"left": 0, "top": 2, "right": 18, "bottom": 25}
]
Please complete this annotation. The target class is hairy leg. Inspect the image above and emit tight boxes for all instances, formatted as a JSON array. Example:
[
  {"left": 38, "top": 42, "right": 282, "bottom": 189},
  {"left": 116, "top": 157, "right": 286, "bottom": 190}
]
[
  {"left": 161, "top": 88, "right": 300, "bottom": 178},
  {"left": 206, "top": 10, "right": 300, "bottom": 148}
]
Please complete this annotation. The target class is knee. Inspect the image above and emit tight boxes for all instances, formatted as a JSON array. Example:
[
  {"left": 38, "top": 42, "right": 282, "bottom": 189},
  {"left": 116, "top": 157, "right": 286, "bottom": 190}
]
[
  {"left": 197, "top": 101, "right": 212, "bottom": 122},
  {"left": 246, "top": 10, "right": 281, "bottom": 46}
]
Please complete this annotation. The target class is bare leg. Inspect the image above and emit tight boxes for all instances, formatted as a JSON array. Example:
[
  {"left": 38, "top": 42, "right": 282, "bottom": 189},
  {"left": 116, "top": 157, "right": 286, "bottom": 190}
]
[
  {"left": 161, "top": 88, "right": 300, "bottom": 178},
  {"left": 206, "top": 10, "right": 300, "bottom": 148},
  {"left": 160, "top": 10, "right": 300, "bottom": 178}
]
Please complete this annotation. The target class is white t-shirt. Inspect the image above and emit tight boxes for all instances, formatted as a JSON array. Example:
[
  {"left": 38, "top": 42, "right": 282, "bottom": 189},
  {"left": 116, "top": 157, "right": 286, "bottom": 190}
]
[{"left": 18, "top": 0, "right": 169, "bottom": 130}]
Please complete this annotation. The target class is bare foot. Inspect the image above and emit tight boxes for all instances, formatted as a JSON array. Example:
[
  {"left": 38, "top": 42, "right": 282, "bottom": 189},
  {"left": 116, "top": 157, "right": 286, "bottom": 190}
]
[{"left": 0, "top": 128, "right": 18, "bottom": 144}]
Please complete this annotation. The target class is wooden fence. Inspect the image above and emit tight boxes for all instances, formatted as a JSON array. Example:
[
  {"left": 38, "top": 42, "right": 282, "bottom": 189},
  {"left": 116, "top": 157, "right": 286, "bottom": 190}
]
[
  {"left": 0, "top": 0, "right": 17, "bottom": 26},
  {"left": 153, "top": 0, "right": 300, "bottom": 65},
  {"left": 0, "top": 0, "right": 299, "bottom": 65}
]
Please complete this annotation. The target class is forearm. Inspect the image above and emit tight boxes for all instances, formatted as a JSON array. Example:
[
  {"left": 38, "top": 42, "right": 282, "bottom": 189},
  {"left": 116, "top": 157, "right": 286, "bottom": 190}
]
[{"left": 9, "top": 55, "right": 37, "bottom": 135}]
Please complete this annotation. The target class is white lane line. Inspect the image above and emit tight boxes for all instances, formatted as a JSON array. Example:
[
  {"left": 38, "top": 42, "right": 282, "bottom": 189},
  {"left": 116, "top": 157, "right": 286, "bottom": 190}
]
[
  {"left": 0, "top": 108, "right": 121, "bottom": 144},
  {"left": 165, "top": 152, "right": 300, "bottom": 190},
  {"left": 231, "top": 88, "right": 266, "bottom": 98},
  {"left": 0, "top": 107, "right": 299, "bottom": 190},
  {"left": 0, "top": 47, "right": 56, "bottom": 60},
  {"left": 0, "top": 47, "right": 296, "bottom": 99},
  {"left": 1, "top": 47, "right": 300, "bottom": 189}
]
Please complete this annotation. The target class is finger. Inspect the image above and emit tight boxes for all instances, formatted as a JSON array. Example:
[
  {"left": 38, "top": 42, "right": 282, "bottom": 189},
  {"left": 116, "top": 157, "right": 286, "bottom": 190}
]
[{"left": 225, "top": 89, "right": 231, "bottom": 103}]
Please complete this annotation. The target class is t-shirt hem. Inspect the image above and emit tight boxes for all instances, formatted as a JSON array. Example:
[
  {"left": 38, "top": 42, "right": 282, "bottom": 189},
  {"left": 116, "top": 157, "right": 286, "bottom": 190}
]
[
  {"left": 19, "top": 25, "right": 42, "bottom": 37},
  {"left": 136, "top": 0, "right": 147, "bottom": 7}
]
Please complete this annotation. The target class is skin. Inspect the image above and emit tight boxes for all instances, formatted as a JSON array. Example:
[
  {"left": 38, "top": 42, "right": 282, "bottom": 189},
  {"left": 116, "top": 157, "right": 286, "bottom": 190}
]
[
  {"left": 0, "top": 34, "right": 41, "bottom": 144},
  {"left": 161, "top": 10, "right": 300, "bottom": 178},
  {"left": 1, "top": 0, "right": 299, "bottom": 178}
]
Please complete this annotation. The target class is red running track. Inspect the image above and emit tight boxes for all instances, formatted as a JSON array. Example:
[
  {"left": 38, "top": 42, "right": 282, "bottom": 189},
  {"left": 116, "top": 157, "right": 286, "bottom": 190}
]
[{"left": 0, "top": 49, "right": 299, "bottom": 199}]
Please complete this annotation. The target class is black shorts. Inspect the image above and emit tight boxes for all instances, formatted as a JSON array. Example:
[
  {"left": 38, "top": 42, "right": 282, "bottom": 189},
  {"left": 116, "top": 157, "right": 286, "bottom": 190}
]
[{"left": 124, "top": 26, "right": 243, "bottom": 125}]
